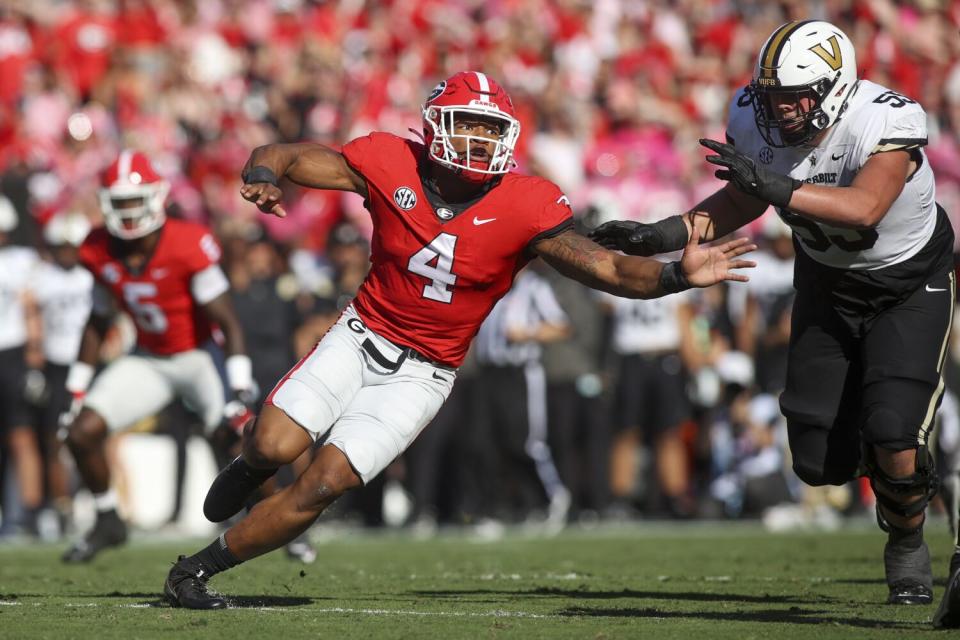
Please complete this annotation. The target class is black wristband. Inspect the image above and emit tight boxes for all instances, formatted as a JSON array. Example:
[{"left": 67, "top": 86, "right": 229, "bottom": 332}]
[
  {"left": 659, "top": 260, "right": 691, "bottom": 294},
  {"left": 763, "top": 172, "right": 802, "bottom": 209},
  {"left": 650, "top": 215, "right": 690, "bottom": 252},
  {"left": 243, "top": 166, "right": 279, "bottom": 186}
]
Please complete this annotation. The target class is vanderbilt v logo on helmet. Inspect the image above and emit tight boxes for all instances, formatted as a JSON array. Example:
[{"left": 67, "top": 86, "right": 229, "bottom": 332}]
[
  {"left": 810, "top": 36, "right": 843, "bottom": 71},
  {"left": 750, "top": 21, "right": 858, "bottom": 147}
]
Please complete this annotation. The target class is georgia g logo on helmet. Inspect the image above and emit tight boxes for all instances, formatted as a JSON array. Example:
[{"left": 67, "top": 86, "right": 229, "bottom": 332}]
[
  {"left": 749, "top": 20, "right": 858, "bottom": 147},
  {"left": 421, "top": 71, "right": 521, "bottom": 185},
  {"left": 99, "top": 150, "right": 170, "bottom": 240}
]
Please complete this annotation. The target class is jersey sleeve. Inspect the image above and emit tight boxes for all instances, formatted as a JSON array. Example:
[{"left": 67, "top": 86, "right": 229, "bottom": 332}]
[
  {"left": 182, "top": 227, "right": 222, "bottom": 274},
  {"left": 724, "top": 87, "right": 755, "bottom": 150},
  {"left": 340, "top": 133, "right": 378, "bottom": 179},
  {"left": 529, "top": 180, "right": 574, "bottom": 245},
  {"left": 853, "top": 94, "right": 928, "bottom": 166},
  {"left": 341, "top": 132, "right": 412, "bottom": 183}
]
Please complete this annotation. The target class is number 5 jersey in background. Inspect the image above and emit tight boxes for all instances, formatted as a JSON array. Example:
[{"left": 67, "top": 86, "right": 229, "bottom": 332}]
[{"left": 79, "top": 219, "right": 227, "bottom": 355}]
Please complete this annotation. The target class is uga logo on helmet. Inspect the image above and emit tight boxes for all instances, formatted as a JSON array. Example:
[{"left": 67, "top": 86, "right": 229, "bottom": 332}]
[{"left": 426, "top": 81, "right": 446, "bottom": 103}]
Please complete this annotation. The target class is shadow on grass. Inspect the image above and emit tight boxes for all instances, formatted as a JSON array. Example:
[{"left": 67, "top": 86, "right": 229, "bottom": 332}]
[
  {"left": 411, "top": 587, "right": 835, "bottom": 605},
  {"left": 836, "top": 577, "right": 950, "bottom": 587},
  {"left": 556, "top": 605, "right": 919, "bottom": 630},
  {"left": 138, "top": 595, "right": 315, "bottom": 608}
]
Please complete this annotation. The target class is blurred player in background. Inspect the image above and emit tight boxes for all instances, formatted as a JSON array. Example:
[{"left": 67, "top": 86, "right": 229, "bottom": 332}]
[
  {"left": 0, "top": 196, "right": 44, "bottom": 537},
  {"left": 162, "top": 70, "right": 756, "bottom": 609},
  {"left": 60, "top": 150, "right": 255, "bottom": 563},
  {"left": 32, "top": 211, "right": 93, "bottom": 537},
  {"left": 592, "top": 21, "right": 954, "bottom": 613}
]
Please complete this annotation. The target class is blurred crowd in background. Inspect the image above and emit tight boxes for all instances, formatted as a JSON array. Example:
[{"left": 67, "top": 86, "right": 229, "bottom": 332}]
[{"left": 2, "top": 0, "right": 960, "bottom": 541}]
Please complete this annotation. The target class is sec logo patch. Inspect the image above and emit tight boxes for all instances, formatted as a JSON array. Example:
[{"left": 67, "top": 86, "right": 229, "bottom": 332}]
[{"left": 394, "top": 187, "right": 417, "bottom": 210}]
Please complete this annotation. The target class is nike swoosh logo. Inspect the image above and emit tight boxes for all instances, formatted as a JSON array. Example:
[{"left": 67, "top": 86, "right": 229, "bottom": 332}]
[
  {"left": 432, "top": 371, "right": 449, "bottom": 381},
  {"left": 926, "top": 284, "right": 947, "bottom": 292},
  {"left": 831, "top": 153, "right": 845, "bottom": 161},
  {"left": 473, "top": 216, "right": 496, "bottom": 226}
]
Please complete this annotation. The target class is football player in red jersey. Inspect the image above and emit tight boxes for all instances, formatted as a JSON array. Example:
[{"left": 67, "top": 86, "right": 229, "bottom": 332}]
[
  {"left": 163, "top": 71, "right": 756, "bottom": 608},
  {"left": 60, "top": 150, "right": 255, "bottom": 563}
]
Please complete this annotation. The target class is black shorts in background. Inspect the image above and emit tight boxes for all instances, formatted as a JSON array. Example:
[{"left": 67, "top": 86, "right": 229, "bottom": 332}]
[
  {"left": 36, "top": 362, "right": 70, "bottom": 437},
  {"left": 0, "top": 346, "right": 30, "bottom": 433},
  {"left": 612, "top": 353, "right": 690, "bottom": 436}
]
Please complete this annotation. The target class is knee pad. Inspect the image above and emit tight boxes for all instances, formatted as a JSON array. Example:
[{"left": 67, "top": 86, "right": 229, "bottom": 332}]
[
  {"left": 792, "top": 458, "right": 838, "bottom": 487},
  {"left": 861, "top": 406, "right": 906, "bottom": 448},
  {"left": 866, "top": 445, "right": 939, "bottom": 520}
]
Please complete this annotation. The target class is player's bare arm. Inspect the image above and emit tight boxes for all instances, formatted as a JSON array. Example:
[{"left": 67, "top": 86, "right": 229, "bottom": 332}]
[
  {"left": 240, "top": 143, "right": 367, "bottom": 217},
  {"left": 589, "top": 183, "right": 767, "bottom": 256},
  {"left": 201, "top": 292, "right": 247, "bottom": 358},
  {"left": 534, "top": 227, "right": 756, "bottom": 299},
  {"left": 783, "top": 149, "right": 911, "bottom": 228},
  {"left": 700, "top": 138, "right": 912, "bottom": 229}
]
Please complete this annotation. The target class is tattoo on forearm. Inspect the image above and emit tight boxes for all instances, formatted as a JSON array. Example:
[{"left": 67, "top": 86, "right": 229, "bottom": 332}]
[{"left": 545, "top": 231, "right": 607, "bottom": 277}]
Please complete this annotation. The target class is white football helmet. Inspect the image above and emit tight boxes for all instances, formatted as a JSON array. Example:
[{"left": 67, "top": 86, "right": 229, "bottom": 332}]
[
  {"left": 99, "top": 149, "right": 169, "bottom": 240},
  {"left": 749, "top": 20, "right": 858, "bottom": 147},
  {"left": 0, "top": 195, "right": 17, "bottom": 232},
  {"left": 44, "top": 211, "right": 92, "bottom": 247}
]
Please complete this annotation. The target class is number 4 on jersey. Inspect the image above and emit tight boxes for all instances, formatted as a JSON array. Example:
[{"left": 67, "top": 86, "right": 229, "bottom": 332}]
[{"left": 408, "top": 232, "right": 458, "bottom": 303}]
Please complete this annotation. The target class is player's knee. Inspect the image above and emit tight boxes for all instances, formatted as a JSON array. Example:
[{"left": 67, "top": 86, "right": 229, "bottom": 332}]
[
  {"left": 241, "top": 415, "right": 283, "bottom": 468},
  {"left": 293, "top": 469, "right": 351, "bottom": 513},
  {"left": 64, "top": 410, "right": 107, "bottom": 453},
  {"left": 866, "top": 445, "right": 938, "bottom": 520},
  {"left": 791, "top": 457, "right": 846, "bottom": 487},
  {"left": 293, "top": 451, "right": 362, "bottom": 513},
  {"left": 861, "top": 406, "right": 907, "bottom": 449}
]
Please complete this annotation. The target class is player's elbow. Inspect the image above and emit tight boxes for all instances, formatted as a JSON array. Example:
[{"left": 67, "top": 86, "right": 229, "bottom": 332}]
[
  {"left": 852, "top": 205, "right": 887, "bottom": 229},
  {"left": 848, "top": 188, "right": 892, "bottom": 229}
]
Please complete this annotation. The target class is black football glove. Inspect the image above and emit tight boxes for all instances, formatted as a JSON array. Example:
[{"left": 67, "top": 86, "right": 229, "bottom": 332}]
[
  {"left": 588, "top": 216, "right": 688, "bottom": 257},
  {"left": 700, "top": 138, "right": 801, "bottom": 209}
]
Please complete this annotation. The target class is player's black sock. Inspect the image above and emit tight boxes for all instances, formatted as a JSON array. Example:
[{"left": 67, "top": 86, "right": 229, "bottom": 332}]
[
  {"left": 189, "top": 534, "right": 243, "bottom": 577},
  {"left": 888, "top": 522, "right": 924, "bottom": 549}
]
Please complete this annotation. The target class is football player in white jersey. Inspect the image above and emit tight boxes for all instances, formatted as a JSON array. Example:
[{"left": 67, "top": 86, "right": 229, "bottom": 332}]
[
  {"left": 33, "top": 212, "right": 93, "bottom": 535},
  {"left": 0, "top": 195, "right": 45, "bottom": 536},
  {"left": 591, "top": 20, "right": 956, "bottom": 616}
]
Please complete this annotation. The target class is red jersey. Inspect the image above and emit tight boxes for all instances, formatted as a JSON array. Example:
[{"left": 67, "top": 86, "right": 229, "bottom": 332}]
[
  {"left": 79, "top": 219, "right": 222, "bottom": 355},
  {"left": 342, "top": 132, "right": 573, "bottom": 367}
]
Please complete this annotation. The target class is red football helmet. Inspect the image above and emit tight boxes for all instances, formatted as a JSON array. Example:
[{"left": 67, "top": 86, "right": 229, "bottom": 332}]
[
  {"left": 99, "top": 150, "right": 169, "bottom": 239},
  {"left": 422, "top": 71, "right": 521, "bottom": 184}
]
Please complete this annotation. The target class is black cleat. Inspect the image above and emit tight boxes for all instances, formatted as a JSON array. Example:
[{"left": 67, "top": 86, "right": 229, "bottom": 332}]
[
  {"left": 887, "top": 579, "right": 933, "bottom": 605},
  {"left": 934, "top": 554, "right": 960, "bottom": 627},
  {"left": 203, "top": 456, "right": 276, "bottom": 523},
  {"left": 62, "top": 512, "right": 127, "bottom": 563},
  {"left": 884, "top": 536, "right": 933, "bottom": 605},
  {"left": 164, "top": 556, "right": 227, "bottom": 610}
]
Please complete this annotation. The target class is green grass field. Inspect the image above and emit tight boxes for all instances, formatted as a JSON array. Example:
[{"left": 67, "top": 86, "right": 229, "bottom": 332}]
[{"left": 0, "top": 521, "right": 955, "bottom": 639}]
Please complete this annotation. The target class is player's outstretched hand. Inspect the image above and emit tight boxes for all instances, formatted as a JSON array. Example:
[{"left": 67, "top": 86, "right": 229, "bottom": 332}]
[
  {"left": 680, "top": 225, "right": 756, "bottom": 288},
  {"left": 700, "top": 138, "right": 799, "bottom": 209},
  {"left": 240, "top": 182, "right": 287, "bottom": 218}
]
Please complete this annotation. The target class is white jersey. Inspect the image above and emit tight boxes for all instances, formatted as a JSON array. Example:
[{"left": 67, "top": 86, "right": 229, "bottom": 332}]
[
  {"left": 607, "top": 290, "right": 690, "bottom": 354},
  {"left": 727, "top": 79, "right": 935, "bottom": 270},
  {"left": 33, "top": 261, "right": 93, "bottom": 365},
  {"left": 0, "top": 245, "right": 39, "bottom": 350}
]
